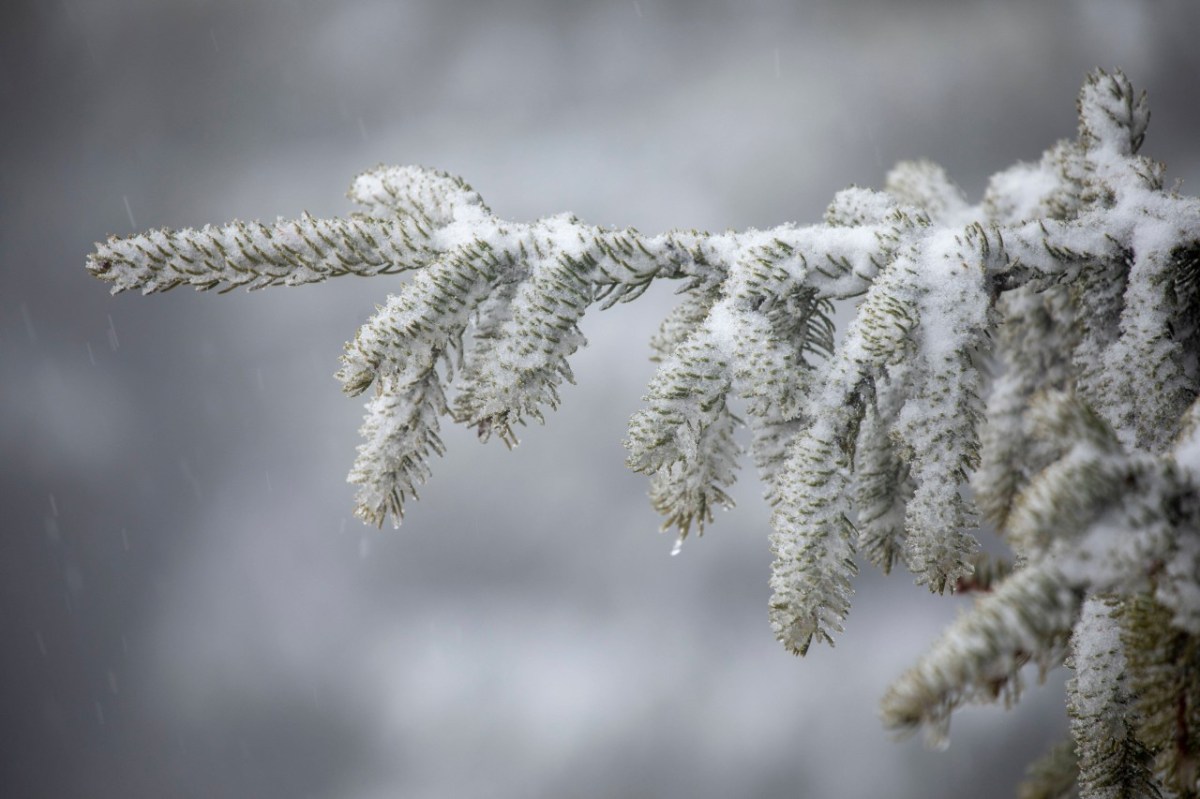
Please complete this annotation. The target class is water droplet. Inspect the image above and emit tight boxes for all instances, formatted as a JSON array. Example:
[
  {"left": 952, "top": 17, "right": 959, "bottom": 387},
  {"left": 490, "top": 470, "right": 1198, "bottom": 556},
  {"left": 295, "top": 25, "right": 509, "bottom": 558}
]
[
  {"left": 106, "top": 314, "right": 120, "bottom": 351},
  {"left": 35, "top": 631, "right": 47, "bottom": 656},
  {"left": 925, "top": 720, "right": 951, "bottom": 752},
  {"left": 670, "top": 537, "right": 683, "bottom": 556}
]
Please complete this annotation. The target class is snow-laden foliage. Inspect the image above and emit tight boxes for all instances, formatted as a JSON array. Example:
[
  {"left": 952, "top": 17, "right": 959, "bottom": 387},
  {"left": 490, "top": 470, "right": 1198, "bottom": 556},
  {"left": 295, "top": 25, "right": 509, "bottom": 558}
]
[{"left": 88, "top": 71, "right": 1200, "bottom": 798}]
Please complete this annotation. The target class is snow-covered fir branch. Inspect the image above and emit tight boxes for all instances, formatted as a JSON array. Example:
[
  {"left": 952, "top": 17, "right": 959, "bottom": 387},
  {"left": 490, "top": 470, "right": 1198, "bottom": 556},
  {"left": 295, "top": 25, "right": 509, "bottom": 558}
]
[{"left": 88, "top": 70, "right": 1200, "bottom": 798}]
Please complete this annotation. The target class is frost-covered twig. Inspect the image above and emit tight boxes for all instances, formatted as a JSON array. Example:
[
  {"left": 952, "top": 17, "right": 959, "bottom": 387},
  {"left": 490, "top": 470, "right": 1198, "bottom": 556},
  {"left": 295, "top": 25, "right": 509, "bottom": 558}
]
[{"left": 88, "top": 70, "right": 1200, "bottom": 797}]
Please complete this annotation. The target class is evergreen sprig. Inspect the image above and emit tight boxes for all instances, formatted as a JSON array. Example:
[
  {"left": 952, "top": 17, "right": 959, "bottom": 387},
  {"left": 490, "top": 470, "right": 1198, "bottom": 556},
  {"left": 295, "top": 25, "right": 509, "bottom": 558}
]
[{"left": 89, "top": 70, "right": 1200, "bottom": 797}]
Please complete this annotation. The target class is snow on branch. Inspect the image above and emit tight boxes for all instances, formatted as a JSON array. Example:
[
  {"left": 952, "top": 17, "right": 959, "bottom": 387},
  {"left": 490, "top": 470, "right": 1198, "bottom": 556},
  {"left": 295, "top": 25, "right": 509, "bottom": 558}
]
[{"left": 88, "top": 69, "right": 1200, "bottom": 797}]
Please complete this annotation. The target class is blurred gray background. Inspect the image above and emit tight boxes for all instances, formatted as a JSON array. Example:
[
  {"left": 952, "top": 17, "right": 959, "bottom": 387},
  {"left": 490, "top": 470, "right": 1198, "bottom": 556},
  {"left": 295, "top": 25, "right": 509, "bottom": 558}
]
[{"left": 3, "top": 1, "right": 1198, "bottom": 797}]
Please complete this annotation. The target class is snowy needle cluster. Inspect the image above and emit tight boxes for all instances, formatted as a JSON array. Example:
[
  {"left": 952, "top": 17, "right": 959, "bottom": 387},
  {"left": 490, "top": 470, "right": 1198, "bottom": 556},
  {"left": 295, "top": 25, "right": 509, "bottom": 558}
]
[{"left": 88, "top": 71, "right": 1198, "bottom": 798}]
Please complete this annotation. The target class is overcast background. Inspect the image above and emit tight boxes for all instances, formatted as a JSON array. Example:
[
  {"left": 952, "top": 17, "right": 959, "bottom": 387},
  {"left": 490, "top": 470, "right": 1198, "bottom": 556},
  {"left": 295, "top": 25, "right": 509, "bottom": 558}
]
[{"left": 3, "top": 1, "right": 1199, "bottom": 797}]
